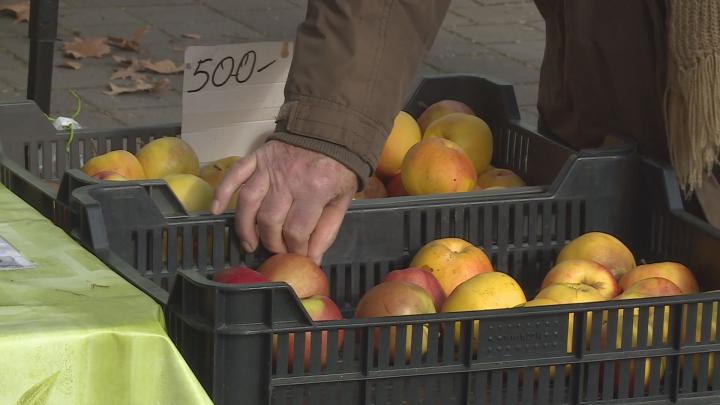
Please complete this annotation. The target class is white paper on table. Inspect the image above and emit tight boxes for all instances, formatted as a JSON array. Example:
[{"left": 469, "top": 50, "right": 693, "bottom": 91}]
[{"left": 0, "top": 236, "right": 34, "bottom": 270}]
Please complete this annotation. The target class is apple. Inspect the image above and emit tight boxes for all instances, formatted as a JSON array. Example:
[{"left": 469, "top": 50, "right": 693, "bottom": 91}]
[
  {"left": 383, "top": 267, "right": 446, "bottom": 310},
  {"left": 417, "top": 100, "right": 475, "bottom": 132},
  {"left": 681, "top": 302, "right": 718, "bottom": 384},
  {"left": 163, "top": 174, "right": 214, "bottom": 213},
  {"left": 600, "top": 304, "right": 670, "bottom": 394},
  {"left": 385, "top": 173, "right": 408, "bottom": 197},
  {"left": 522, "top": 298, "right": 559, "bottom": 307},
  {"left": 476, "top": 168, "right": 526, "bottom": 189},
  {"left": 541, "top": 259, "right": 621, "bottom": 299},
  {"left": 258, "top": 253, "right": 329, "bottom": 299},
  {"left": 355, "top": 281, "right": 436, "bottom": 362},
  {"left": 92, "top": 170, "right": 129, "bottom": 181},
  {"left": 375, "top": 111, "right": 422, "bottom": 180},
  {"left": 409, "top": 238, "right": 493, "bottom": 297},
  {"left": 354, "top": 175, "right": 388, "bottom": 200},
  {"left": 199, "top": 156, "right": 241, "bottom": 188},
  {"left": 619, "top": 262, "right": 699, "bottom": 295},
  {"left": 136, "top": 137, "right": 200, "bottom": 179},
  {"left": 556, "top": 232, "right": 636, "bottom": 280},
  {"left": 423, "top": 112, "right": 493, "bottom": 174},
  {"left": 441, "top": 272, "right": 526, "bottom": 346},
  {"left": 213, "top": 266, "right": 269, "bottom": 284},
  {"left": 401, "top": 138, "right": 477, "bottom": 196},
  {"left": 274, "top": 295, "right": 345, "bottom": 372},
  {"left": 82, "top": 150, "right": 146, "bottom": 180},
  {"left": 535, "top": 283, "right": 606, "bottom": 304},
  {"left": 614, "top": 277, "right": 683, "bottom": 300}
]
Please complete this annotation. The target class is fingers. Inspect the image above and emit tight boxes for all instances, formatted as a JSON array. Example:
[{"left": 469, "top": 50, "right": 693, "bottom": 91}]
[
  {"left": 233, "top": 169, "right": 269, "bottom": 253},
  {"left": 255, "top": 186, "right": 293, "bottom": 254},
  {"left": 211, "top": 154, "right": 258, "bottom": 215},
  {"left": 282, "top": 199, "right": 326, "bottom": 256},
  {"left": 307, "top": 194, "right": 353, "bottom": 265}
]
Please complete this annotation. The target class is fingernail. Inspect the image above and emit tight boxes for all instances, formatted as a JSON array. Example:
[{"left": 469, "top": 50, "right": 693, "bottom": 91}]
[
  {"left": 241, "top": 241, "right": 254, "bottom": 253},
  {"left": 210, "top": 200, "right": 220, "bottom": 214}
]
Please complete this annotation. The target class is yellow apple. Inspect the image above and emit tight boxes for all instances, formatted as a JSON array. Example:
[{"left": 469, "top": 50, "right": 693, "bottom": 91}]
[
  {"left": 409, "top": 238, "right": 493, "bottom": 297},
  {"left": 376, "top": 111, "right": 422, "bottom": 180},
  {"left": 442, "top": 272, "right": 526, "bottom": 347},
  {"left": 82, "top": 150, "right": 145, "bottom": 180},
  {"left": 619, "top": 262, "right": 699, "bottom": 295},
  {"left": 556, "top": 232, "right": 636, "bottom": 280},
  {"left": 163, "top": 174, "right": 214, "bottom": 213},
  {"left": 137, "top": 137, "right": 200, "bottom": 179},
  {"left": 423, "top": 112, "right": 493, "bottom": 174},
  {"left": 401, "top": 138, "right": 477, "bottom": 196}
]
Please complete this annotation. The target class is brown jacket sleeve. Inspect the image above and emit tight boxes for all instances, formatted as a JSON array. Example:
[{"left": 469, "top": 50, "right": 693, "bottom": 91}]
[{"left": 267, "top": 0, "right": 450, "bottom": 190}]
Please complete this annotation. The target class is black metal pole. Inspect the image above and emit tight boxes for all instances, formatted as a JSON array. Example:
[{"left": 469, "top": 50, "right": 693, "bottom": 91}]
[{"left": 27, "top": 0, "right": 59, "bottom": 114}]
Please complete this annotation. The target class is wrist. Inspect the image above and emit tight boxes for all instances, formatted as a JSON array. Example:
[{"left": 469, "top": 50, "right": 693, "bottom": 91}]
[{"left": 266, "top": 132, "right": 368, "bottom": 191}]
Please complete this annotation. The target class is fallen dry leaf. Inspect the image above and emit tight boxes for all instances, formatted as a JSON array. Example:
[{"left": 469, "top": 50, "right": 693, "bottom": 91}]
[
  {"left": 110, "top": 59, "right": 147, "bottom": 80},
  {"left": 61, "top": 60, "right": 82, "bottom": 70},
  {"left": 103, "top": 78, "right": 169, "bottom": 96},
  {"left": 0, "top": 1, "right": 29, "bottom": 23},
  {"left": 63, "top": 37, "right": 111, "bottom": 59},
  {"left": 110, "top": 68, "right": 147, "bottom": 81},
  {"left": 107, "top": 26, "right": 149, "bottom": 52},
  {"left": 139, "top": 58, "right": 183, "bottom": 74},
  {"left": 112, "top": 54, "right": 131, "bottom": 65},
  {"left": 182, "top": 33, "right": 201, "bottom": 39}
]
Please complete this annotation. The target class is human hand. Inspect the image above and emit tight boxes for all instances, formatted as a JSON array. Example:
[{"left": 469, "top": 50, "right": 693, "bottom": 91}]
[{"left": 210, "top": 140, "right": 358, "bottom": 264}]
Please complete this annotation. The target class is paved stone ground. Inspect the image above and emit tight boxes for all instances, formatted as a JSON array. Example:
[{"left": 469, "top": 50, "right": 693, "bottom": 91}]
[{"left": 0, "top": 0, "right": 544, "bottom": 129}]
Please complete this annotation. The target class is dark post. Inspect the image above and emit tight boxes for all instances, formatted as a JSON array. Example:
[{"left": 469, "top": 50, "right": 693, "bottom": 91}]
[{"left": 27, "top": 0, "right": 59, "bottom": 114}]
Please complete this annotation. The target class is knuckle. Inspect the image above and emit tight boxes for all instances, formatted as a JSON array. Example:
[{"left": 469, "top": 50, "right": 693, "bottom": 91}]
[
  {"left": 256, "top": 210, "right": 279, "bottom": 229},
  {"left": 237, "top": 186, "right": 263, "bottom": 204},
  {"left": 283, "top": 223, "right": 307, "bottom": 245}
]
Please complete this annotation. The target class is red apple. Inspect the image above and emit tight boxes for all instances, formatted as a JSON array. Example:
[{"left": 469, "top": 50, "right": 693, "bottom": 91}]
[
  {"left": 274, "top": 295, "right": 345, "bottom": 372},
  {"left": 213, "top": 266, "right": 269, "bottom": 284},
  {"left": 385, "top": 173, "right": 408, "bottom": 197},
  {"left": 541, "top": 259, "right": 621, "bottom": 299},
  {"left": 383, "top": 267, "right": 446, "bottom": 310},
  {"left": 258, "top": 253, "right": 329, "bottom": 299},
  {"left": 355, "top": 281, "right": 436, "bottom": 362},
  {"left": 417, "top": 99, "right": 475, "bottom": 132}
]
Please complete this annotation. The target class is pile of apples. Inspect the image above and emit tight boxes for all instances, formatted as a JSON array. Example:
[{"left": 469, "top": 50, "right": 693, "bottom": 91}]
[
  {"left": 522, "top": 232, "right": 706, "bottom": 392},
  {"left": 211, "top": 231, "right": 711, "bottom": 387},
  {"left": 212, "top": 254, "right": 343, "bottom": 373},
  {"left": 80, "top": 136, "right": 241, "bottom": 214},
  {"left": 355, "top": 99, "right": 526, "bottom": 199}
]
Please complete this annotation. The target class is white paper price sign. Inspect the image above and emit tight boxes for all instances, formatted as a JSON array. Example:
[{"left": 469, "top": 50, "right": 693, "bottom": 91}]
[{"left": 181, "top": 41, "right": 293, "bottom": 164}]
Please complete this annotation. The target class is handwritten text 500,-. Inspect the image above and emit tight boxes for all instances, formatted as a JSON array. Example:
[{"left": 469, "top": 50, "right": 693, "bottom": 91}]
[{"left": 186, "top": 50, "right": 277, "bottom": 93}]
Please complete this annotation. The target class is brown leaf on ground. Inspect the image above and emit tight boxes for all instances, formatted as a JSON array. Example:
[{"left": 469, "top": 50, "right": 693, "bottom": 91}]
[
  {"left": 107, "top": 26, "right": 149, "bottom": 52},
  {"left": 63, "top": 37, "right": 111, "bottom": 59},
  {"left": 110, "top": 56, "right": 144, "bottom": 80},
  {"left": 0, "top": 1, "right": 29, "bottom": 23},
  {"left": 112, "top": 54, "right": 129, "bottom": 64},
  {"left": 182, "top": 33, "right": 201, "bottom": 39},
  {"left": 138, "top": 59, "right": 183, "bottom": 74},
  {"left": 110, "top": 68, "right": 146, "bottom": 81},
  {"left": 61, "top": 60, "right": 82, "bottom": 70},
  {"left": 103, "top": 78, "right": 169, "bottom": 96}
]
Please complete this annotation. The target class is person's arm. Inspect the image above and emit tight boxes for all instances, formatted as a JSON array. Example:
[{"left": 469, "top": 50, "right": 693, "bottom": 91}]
[{"left": 212, "top": 0, "right": 450, "bottom": 263}]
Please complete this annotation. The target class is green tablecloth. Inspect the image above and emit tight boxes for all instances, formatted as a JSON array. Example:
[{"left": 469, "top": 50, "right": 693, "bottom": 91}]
[{"left": 0, "top": 184, "right": 212, "bottom": 405}]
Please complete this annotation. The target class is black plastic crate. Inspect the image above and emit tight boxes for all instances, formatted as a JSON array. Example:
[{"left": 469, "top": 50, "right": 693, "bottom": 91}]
[
  {"left": 0, "top": 74, "right": 633, "bottom": 231},
  {"left": 65, "top": 153, "right": 720, "bottom": 404}
]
